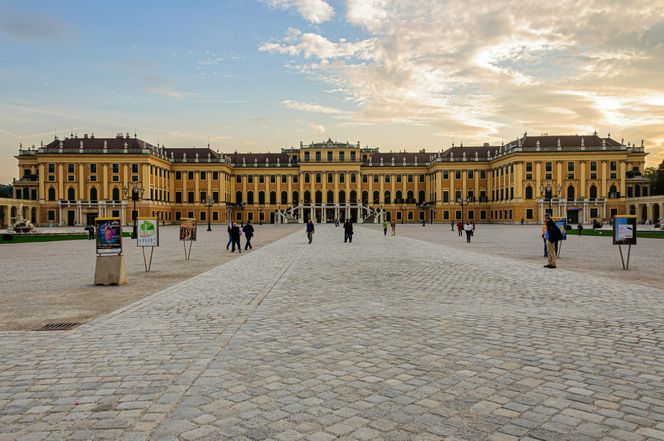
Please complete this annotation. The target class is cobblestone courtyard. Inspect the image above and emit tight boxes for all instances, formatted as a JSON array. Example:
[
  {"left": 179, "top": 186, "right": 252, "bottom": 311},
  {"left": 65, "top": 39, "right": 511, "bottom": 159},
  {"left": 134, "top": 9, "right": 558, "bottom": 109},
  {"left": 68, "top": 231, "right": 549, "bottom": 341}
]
[{"left": 1, "top": 226, "right": 664, "bottom": 441}]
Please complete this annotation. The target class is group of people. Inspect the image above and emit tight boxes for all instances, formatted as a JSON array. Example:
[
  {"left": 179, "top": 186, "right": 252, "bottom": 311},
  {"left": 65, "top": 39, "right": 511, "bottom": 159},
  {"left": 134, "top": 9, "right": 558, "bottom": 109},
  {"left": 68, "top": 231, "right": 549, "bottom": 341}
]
[
  {"left": 306, "top": 218, "right": 356, "bottom": 244},
  {"left": 226, "top": 220, "right": 254, "bottom": 253},
  {"left": 451, "top": 220, "right": 476, "bottom": 243},
  {"left": 382, "top": 220, "right": 397, "bottom": 236}
]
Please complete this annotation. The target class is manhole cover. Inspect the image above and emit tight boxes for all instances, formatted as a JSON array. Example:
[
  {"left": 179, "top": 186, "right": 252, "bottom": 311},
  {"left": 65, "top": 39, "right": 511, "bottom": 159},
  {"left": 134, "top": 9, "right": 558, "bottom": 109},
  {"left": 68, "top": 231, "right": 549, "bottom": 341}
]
[{"left": 36, "top": 323, "right": 80, "bottom": 331}]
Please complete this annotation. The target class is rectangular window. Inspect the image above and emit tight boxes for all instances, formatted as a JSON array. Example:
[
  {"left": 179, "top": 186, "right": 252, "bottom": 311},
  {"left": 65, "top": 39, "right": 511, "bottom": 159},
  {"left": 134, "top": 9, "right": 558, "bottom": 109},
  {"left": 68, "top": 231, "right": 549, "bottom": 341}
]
[
  {"left": 385, "top": 175, "right": 390, "bottom": 183},
  {"left": 89, "top": 175, "right": 97, "bottom": 182},
  {"left": 339, "top": 151, "right": 345, "bottom": 161},
  {"left": 567, "top": 161, "right": 575, "bottom": 172},
  {"left": 396, "top": 175, "right": 402, "bottom": 183},
  {"left": 545, "top": 162, "right": 552, "bottom": 172},
  {"left": 112, "top": 176, "right": 119, "bottom": 182},
  {"left": 259, "top": 175, "right": 265, "bottom": 184},
  {"left": 213, "top": 171, "right": 219, "bottom": 180},
  {"left": 188, "top": 171, "right": 194, "bottom": 180},
  {"left": 304, "top": 173, "right": 310, "bottom": 183},
  {"left": 396, "top": 211, "right": 402, "bottom": 220},
  {"left": 200, "top": 191, "right": 207, "bottom": 202},
  {"left": 351, "top": 173, "right": 357, "bottom": 183},
  {"left": 407, "top": 211, "right": 413, "bottom": 220},
  {"left": 48, "top": 210, "right": 55, "bottom": 221},
  {"left": 132, "top": 175, "right": 139, "bottom": 182},
  {"left": 293, "top": 174, "right": 299, "bottom": 183},
  {"left": 213, "top": 212, "right": 219, "bottom": 221},
  {"left": 68, "top": 163, "right": 75, "bottom": 173},
  {"left": 526, "top": 208, "right": 533, "bottom": 220},
  {"left": 316, "top": 173, "right": 322, "bottom": 183},
  {"left": 200, "top": 211, "right": 206, "bottom": 221},
  {"left": 455, "top": 190, "right": 461, "bottom": 201},
  {"left": 48, "top": 175, "right": 55, "bottom": 181},
  {"left": 327, "top": 151, "right": 333, "bottom": 161},
  {"left": 362, "top": 175, "right": 368, "bottom": 183},
  {"left": 455, "top": 210, "right": 462, "bottom": 220},
  {"left": 610, "top": 161, "right": 617, "bottom": 171},
  {"left": 480, "top": 210, "right": 486, "bottom": 220},
  {"left": 188, "top": 211, "right": 194, "bottom": 219},
  {"left": 213, "top": 191, "right": 219, "bottom": 202},
  {"left": 590, "top": 208, "right": 598, "bottom": 218},
  {"left": 455, "top": 170, "right": 461, "bottom": 179},
  {"left": 176, "top": 171, "right": 182, "bottom": 180},
  {"left": 304, "top": 152, "right": 310, "bottom": 161},
  {"left": 315, "top": 151, "right": 321, "bottom": 161},
  {"left": 281, "top": 175, "right": 287, "bottom": 183},
  {"left": 443, "top": 191, "right": 449, "bottom": 203},
  {"left": 89, "top": 164, "right": 97, "bottom": 173},
  {"left": 188, "top": 192, "right": 194, "bottom": 203},
  {"left": 176, "top": 192, "right": 182, "bottom": 203},
  {"left": 339, "top": 173, "right": 345, "bottom": 183},
  {"left": 328, "top": 173, "right": 334, "bottom": 183},
  {"left": 248, "top": 176, "right": 254, "bottom": 184},
  {"left": 590, "top": 161, "right": 597, "bottom": 172},
  {"left": 176, "top": 212, "right": 182, "bottom": 220},
  {"left": 236, "top": 175, "right": 242, "bottom": 183},
  {"left": 373, "top": 175, "right": 379, "bottom": 183},
  {"left": 443, "top": 210, "right": 449, "bottom": 220},
  {"left": 48, "top": 163, "right": 55, "bottom": 173},
  {"left": 419, "top": 174, "right": 425, "bottom": 183},
  {"left": 112, "top": 164, "right": 119, "bottom": 174},
  {"left": 350, "top": 151, "right": 356, "bottom": 161},
  {"left": 132, "top": 164, "right": 139, "bottom": 174},
  {"left": 407, "top": 174, "right": 413, "bottom": 183},
  {"left": 480, "top": 170, "right": 486, "bottom": 179},
  {"left": 468, "top": 170, "right": 474, "bottom": 179},
  {"left": 201, "top": 172, "right": 206, "bottom": 180},
  {"left": 270, "top": 175, "right": 276, "bottom": 183}
]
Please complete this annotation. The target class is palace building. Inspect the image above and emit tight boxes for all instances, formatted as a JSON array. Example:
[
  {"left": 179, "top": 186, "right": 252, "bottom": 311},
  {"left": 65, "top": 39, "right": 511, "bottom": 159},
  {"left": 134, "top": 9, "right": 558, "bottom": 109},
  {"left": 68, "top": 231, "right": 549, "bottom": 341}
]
[{"left": 10, "top": 131, "right": 653, "bottom": 227}]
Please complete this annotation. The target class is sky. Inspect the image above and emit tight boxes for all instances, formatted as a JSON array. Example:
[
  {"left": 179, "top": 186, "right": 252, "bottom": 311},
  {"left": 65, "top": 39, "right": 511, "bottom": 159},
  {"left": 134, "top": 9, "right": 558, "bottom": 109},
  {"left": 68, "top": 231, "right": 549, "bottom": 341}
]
[{"left": 1, "top": 0, "right": 663, "bottom": 183}]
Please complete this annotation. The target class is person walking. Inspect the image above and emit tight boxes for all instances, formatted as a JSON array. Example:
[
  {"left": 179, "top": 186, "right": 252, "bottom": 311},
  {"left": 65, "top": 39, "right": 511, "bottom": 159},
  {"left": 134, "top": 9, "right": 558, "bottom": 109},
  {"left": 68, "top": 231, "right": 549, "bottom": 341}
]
[
  {"left": 383, "top": 219, "right": 388, "bottom": 236},
  {"left": 544, "top": 214, "right": 563, "bottom": 268},
  {"left": 541, "top": 223, "right": 548, "bottom": 257},
  {"left": 343, "top": 219, "right": 353, "bottom": 243},
  {"left": 577, "top": 223, "right": 584, "bottom": 236},
  {"left": 87, "top": 224, "right": 95, "bottom": 240},
  {"left": 464, "top": 221, "right": 473, "bottom": 243},
  {"left": 226, "top": 220, "right": 233, "bottom": 250},
  {"left": 390, "top": 219, "right": 397, "bottom": 236},
  {"left": 306, "top": 218, "right": 315, "bottom": 244},
  {"left": 242, "top": 220, "right": 254, "bottom": 250},
  {"left": 450, "top": 220, "right": 455, "bottom": 231},
  {"left": 230, "top": 221, "right": 242, "bottom": 253},
  {"left": 456, "top": 220, "right": 463, "bottom": 237}
]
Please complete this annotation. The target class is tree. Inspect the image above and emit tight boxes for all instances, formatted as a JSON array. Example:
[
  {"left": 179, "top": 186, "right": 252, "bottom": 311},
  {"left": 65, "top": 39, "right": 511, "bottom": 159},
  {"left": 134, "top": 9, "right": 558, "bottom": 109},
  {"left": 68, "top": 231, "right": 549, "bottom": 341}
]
[
  {"left": 0, "top": 184, "right": 12, "bottom": 198},
  {"left": 645, "top": 160, "right": 664, "bottom": 195}
]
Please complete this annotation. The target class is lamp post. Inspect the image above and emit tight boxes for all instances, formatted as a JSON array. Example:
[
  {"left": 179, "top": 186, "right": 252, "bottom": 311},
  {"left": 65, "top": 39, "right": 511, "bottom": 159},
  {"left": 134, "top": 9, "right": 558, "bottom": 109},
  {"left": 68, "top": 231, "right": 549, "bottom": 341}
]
[
  {"left": 258, "top": 207, "right": 263, "bottom": 225},
  {"left": 540, "top": 180, "right": 562, "bottom": 216},
  {"left": 457, "top": 196, "right": 472, "bottom": 221},
  {"left": 202, "top": 197, "right": 215, "bottom": 231},
  {"left": 122, "top": 183, "right": 144, "bottom": 239}
]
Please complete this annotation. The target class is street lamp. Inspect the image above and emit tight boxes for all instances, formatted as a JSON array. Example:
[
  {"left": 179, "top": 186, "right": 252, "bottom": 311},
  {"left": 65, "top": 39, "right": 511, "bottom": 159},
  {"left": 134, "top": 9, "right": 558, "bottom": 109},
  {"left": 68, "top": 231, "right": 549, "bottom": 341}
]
[
  {"left": 202, "top": 197, "right": 215, "bottom": 231},
  {"left": 258, "top": 207, "right": 263, "bottom": 225},
  {"left": 540, "top": 180, "right": 562, "bottom": 215},
  {"left": 122, "top": 183, "right": 144, "bottom": 239},
  {"left": 457, "top": 196, "right": 472, "bottom": 221}
]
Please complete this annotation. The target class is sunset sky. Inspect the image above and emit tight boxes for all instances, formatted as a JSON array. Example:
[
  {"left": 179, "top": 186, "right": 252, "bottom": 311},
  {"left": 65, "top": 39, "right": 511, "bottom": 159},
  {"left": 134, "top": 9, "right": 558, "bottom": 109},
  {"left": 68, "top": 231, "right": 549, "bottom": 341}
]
[{"left": 1, "top": 0, "right": 663, "bottom": 182}]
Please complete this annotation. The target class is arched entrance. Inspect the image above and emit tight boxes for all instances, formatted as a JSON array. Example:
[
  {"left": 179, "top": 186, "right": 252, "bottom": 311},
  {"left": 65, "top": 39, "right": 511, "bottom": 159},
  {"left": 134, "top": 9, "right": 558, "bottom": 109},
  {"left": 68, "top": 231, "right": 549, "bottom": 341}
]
[
  {"left": 641, "top": 205, "right": 648, "bottom": 222},
  {"left": 653, "top": 204, "right": 660, "bottom": 221}
]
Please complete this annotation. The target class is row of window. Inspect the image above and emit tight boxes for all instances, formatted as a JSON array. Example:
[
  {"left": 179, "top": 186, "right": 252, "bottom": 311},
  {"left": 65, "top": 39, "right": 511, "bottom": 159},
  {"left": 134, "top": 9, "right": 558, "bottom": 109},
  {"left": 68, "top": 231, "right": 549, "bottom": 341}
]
[
  {"left": 45, "top": 187, "right": 172, "bottom": 202},
  {"left": 230, "top": 190, "right": 429, "bottom": 205},
  {"left": 302, "top": 150, "right": 358, "bottom": 161}
]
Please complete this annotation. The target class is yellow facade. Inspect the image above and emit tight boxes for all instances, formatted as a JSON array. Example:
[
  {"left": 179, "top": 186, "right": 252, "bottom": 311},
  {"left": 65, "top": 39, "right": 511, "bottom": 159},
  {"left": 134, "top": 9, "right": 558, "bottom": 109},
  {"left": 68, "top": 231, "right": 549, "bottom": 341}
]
[{"left": 13, "top": 133, "right": 650, "bottom": 226}]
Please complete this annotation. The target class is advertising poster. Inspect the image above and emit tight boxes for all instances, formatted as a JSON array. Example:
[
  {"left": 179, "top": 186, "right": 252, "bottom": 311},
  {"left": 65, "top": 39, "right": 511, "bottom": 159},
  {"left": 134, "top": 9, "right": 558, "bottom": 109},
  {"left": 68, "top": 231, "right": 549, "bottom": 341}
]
[
  {"left": 555, "top": 218, "right": 567, "bottom": 240},
  {"left": 613, "top": 215, "right": 637, "bottom": 245},
  {"left": 179, "top": 218, "right": 197, "bottom": 241},
  {"left": 137, "top": 218, "right": 159, "bottom": 247},
  {"left": 96, "top": 217, "right": 122, "bottom": 253}
]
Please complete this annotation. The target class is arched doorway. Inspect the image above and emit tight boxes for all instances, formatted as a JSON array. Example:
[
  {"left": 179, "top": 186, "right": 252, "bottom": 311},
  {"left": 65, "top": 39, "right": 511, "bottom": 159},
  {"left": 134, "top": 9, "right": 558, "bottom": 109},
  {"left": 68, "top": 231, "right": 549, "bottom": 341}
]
[
  {"left": 567, "top": 186, "right": 575, "bottom": 200},
  {"left": 31, "top": 207, "right": 37, "bottom": 223},
  {"left": 589, "top": 185, "right": 597, "bottom": 199},
  {"left": 653, "top": 203, "right": 660, "bottom": 221},
  {"left": 641, "top": 205, "right": 648, "bottom": 222}
]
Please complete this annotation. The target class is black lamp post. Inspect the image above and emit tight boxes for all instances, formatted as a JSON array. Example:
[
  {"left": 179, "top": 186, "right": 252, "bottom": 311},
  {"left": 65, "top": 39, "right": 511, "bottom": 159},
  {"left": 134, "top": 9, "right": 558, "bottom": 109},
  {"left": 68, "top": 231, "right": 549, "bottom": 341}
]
[
  {"left": 123, "top": 183, "right": 144, "bottom": 239},
  {"left": 540, "top": 180, "right": 561, "bottom": 216},
  {"left": 202, "top": 198, "right": 215, "bottom": 231},
  {"left": 457, "top": 196, "right": 472, "bottom": 221},
  {"left": 259, "top": 207, "right": 263, "bottom": 225}
]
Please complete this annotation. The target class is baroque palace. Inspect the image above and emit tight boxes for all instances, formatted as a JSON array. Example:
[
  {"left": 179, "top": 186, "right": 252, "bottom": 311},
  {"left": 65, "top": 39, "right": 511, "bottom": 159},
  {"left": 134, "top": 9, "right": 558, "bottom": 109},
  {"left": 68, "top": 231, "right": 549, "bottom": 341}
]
[{"left": 9, "top": 131, "right": 655, "bottom": 227}]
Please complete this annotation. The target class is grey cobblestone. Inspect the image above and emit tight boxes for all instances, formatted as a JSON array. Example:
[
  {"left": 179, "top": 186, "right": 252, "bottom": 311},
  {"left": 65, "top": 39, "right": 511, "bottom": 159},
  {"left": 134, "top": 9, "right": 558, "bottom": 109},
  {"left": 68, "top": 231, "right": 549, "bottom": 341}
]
[{"left": 1, "top": 226, "right": 664, "bottom": 440}]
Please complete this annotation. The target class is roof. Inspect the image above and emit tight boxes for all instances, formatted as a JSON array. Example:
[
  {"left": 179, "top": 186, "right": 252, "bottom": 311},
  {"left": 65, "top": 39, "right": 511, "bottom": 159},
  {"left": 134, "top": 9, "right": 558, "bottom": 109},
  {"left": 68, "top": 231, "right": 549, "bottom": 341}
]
[
  {"left": 440, "top": 146, "right": 496, "bottom": 160},
  {"left": 228, "top": 152, "right": 292, "bottom": 165},
  {"left": 507, "top": 134, "right": 621, "bottom": 149},
  {"left": 167, "top": 148, "right": 222, "bottom": 160},
  {"left": 44, "top": 135, "right": 155, "bottom": 150},
  {"left": 367, "top": 152, "right": 428, "bottom": 165}
]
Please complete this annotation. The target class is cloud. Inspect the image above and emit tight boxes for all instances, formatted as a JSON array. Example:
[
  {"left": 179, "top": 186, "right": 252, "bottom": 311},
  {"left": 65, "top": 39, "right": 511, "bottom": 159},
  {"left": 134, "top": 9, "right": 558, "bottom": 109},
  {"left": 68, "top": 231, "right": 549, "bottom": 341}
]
[
  {"left": 261, "top": 0, "right": 334, "bottom": 24},
  {"left": 309, "top": 122, "right": 326, "bottom": 133},
  {"left": 0, "top": 7, "right": 72, "bottom": 41},
  {"left": 259, "top": 0, "right": 664, "bottom": 165},
  {"left": 143, "top": 76, "right": 189, "bottom": 100},
  {"left": 282, "top": 100, "right": 347, "bottom": 114}
]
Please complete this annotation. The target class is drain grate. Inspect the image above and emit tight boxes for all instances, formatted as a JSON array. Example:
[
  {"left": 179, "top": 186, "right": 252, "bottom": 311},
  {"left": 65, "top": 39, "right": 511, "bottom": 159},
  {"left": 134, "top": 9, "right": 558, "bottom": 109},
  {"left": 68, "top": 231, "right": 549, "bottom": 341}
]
[{"left": 36, "top": 322, "right": 80, "bottom": 331}]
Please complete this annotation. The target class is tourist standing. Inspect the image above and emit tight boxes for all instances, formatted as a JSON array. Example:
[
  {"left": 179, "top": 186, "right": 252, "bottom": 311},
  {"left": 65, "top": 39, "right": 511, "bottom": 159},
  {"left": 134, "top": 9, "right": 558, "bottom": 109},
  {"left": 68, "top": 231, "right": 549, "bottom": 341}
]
[
  {"left": 464, "top": 221, "right": 473, "bottom": 243},
  {"left": 306, "top": 219, "right": 315, "bottom": 244},
  {"left": 541, "top": 223, "right": 548, "bottom": 257},
  {"left": 450, "top": 220, "right": 455, "bottom": 231},
  {"left": 544, "top": 214, "right": 563, "bottom": 268},
  {"left": 456, "top": 220, "right": 463, "bottom": 237},
  {"left": 226, "top": 220, "right": 233, "bottom": 250},
  {"left": 383, "top": 219, "right": 388, "bottom": 236},
  {"left": 577, "top": 223, "right": 584, "bottom": 236},
  {"left": 242, "top": 220, "right": 254, "bottom": 250},
  {"left": 230, "top": 221, "right": 242, "bottom": 253},
  {"left": 343, "top": 219, "right": 353, "bottom": 243},
  {"left": 390, "top": 219, "right": 397, "bottom": 236},
  {"left": 87, "top": 224, "right": 95, "bottom": 240}
]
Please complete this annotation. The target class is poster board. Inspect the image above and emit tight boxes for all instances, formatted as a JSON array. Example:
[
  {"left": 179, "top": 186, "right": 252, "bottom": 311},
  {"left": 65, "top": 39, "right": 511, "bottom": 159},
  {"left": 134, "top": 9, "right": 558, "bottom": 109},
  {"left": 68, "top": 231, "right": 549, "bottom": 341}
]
[
  {"left": 613, "top": 215, "right": 637, "bottom": 245},
  {"left": 179, "top": 218, "right": 197, "bottom": 241},
  {"left": 555, "top": 218, "right": 567, "bottom": 240},
  {"left": 137, "top": 217, "right": 159, "bottom": 247},
  {"left": 96, "top": 217, "right": 122, "bottom": 254}
]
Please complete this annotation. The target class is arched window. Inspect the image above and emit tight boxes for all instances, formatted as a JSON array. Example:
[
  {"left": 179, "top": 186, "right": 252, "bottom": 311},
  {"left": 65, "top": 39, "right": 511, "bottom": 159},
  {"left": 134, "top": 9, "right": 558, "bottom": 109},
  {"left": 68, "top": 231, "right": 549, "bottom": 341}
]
[
  {"left": 247, "top": 191, "right": 254, "bottom": 204},
  {"left": 67, "top": 187, "right": 76, "bottom": 201},
  {"left": 112, "top": 187, "right": 120, "bottom": 201},
  {"left": 315, "top": 191, "right": 322, "bottom": 204},
  {"left": 339, "top": 191, "right": 346, "bottom": 204},
  {"left": 609, "top": 185, "right": 618, "bottom": 199},
  {"left": 236, "top": 191, "right": 243, "bottom": 205},
  {"left": 350, "top": 191, "right": 357, "bottom": 203},
  {"left": 304, "top": 191, "right": 311, "bottom": 204},
  {"left": 90, "top": 187, "right": 98, "bottom": 201},
  {"left": 281, "top": 191, "right": 288, "bottom": 204},
  {"left": 269, "top": 191, "right": 276, "bottom": 204},
  {"left": 258, "top": 191, "right": 265, "bottom": 204},
  {"left": 407, "top": 190, "right": 414, "bottom": 202},
  {"left": 48, "top": 187, "right": 56, "bottom": 201},
  {"left": 362, "top": 191, "right": 368, "bottom": 204},
  {"left": 567, "top": 186, "right": 575, "bottom": 200},
  {"left": 418, "top": 190, "right": 425, "bottom": 204},
  {"left": 373, "top": 191, "right": 380, "bottom": 204},
  {"left": 385, "top": 191, "right": 391, "bottom": 204},
  {"left": 327, "top": 191, "right": 334, "bottom": 204},
  {"left": 525, "top": 186, "right": 533, "bottom": 199},
  {"left": 589, "top": 185, "right": 597, "bottom": 199},
  {"left": 292, "top": 191, "right": 299, "bottom": 204}
]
